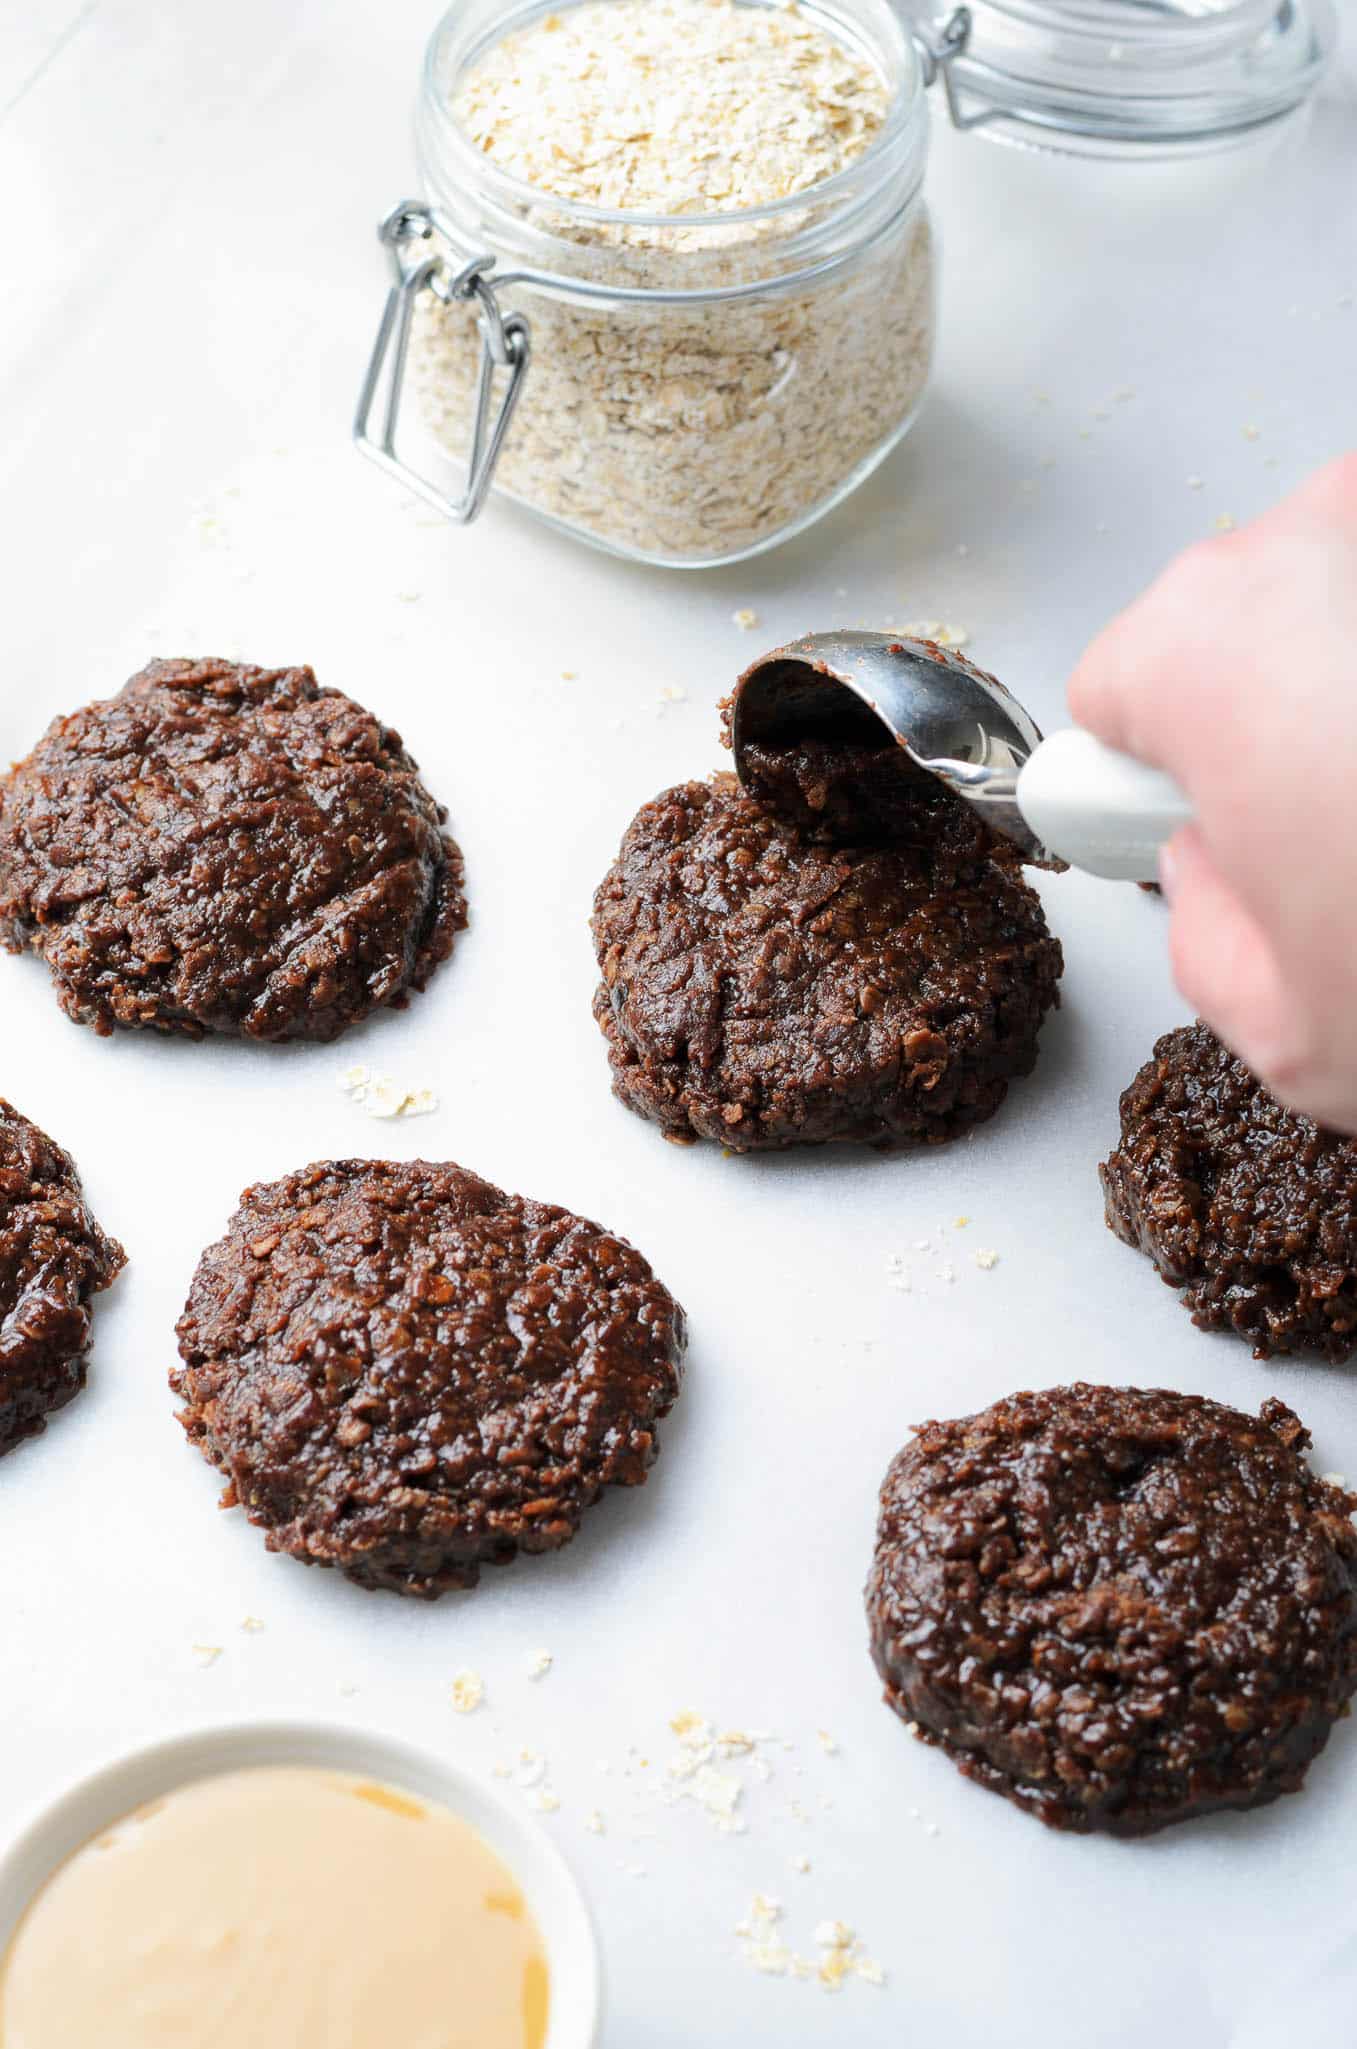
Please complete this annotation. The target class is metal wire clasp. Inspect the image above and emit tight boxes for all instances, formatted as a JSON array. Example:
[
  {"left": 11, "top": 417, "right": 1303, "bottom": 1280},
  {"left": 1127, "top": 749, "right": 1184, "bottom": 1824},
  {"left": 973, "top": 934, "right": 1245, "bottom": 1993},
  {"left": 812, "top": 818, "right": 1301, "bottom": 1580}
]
[
  {"left": 912, "top": 7, "right": 983, "bottom": 132},
  {"left": 353, "top": 200, "right": 531, "bottom": 524}
]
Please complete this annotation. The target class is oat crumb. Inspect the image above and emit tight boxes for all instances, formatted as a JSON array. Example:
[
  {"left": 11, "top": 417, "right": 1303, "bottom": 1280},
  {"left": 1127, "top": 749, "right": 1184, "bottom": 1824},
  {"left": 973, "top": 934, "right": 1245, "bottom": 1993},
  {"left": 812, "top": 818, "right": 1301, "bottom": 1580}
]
[
  {"left": 974, "top": 1248, "right": 1000, "bottom": 1270},
  {"left": 898, "top": 619, "right": 969, "bottom": 649},
  {"left": 240, "top": 1616, "right": 265, "bottom": 1633},
  {"left": 527, "top": 1648, "right": 554, "bottom": 1680},
  {"left": 586, "top": 1810, "right": 606, "bottom": 1835},
  {"left": 451, "top": 1669, "right": 485, "bottom": 1714},
  {"left": 733, "top": 608, "right": 760, "bottom": 630},
  {"left": 191, "top": 1644, "right": 223, "bottom": 1668}
]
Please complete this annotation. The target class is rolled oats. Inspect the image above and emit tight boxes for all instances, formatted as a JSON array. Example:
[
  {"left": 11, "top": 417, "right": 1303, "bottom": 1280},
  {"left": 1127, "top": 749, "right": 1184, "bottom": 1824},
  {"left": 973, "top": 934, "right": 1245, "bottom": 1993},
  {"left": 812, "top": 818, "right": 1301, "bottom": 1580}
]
[{"left": 412, "top": 0, "right": 934, "bottom": 563}]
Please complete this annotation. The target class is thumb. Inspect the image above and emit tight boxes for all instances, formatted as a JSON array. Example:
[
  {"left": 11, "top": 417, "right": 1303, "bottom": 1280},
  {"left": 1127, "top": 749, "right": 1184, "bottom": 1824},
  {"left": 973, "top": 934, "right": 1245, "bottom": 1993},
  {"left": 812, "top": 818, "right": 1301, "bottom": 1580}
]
[{"left": 1161, "top": 827, "right": 1306, "bottom": 1105}]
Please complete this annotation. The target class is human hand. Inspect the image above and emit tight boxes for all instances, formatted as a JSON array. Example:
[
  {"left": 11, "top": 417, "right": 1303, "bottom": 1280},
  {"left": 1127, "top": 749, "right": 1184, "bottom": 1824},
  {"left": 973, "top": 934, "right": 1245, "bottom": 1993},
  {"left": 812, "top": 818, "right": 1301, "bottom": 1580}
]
[{"left": 1068, "top": 453, "right": 1357, "bottom": 1133}]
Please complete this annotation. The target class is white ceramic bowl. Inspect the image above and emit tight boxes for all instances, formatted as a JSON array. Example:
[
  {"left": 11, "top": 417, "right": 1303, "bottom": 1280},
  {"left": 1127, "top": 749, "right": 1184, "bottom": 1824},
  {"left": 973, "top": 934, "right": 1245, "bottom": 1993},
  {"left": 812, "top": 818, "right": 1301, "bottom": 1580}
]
[{"left": 0, "top": 1718, "right": 601, "bottom": 2048}]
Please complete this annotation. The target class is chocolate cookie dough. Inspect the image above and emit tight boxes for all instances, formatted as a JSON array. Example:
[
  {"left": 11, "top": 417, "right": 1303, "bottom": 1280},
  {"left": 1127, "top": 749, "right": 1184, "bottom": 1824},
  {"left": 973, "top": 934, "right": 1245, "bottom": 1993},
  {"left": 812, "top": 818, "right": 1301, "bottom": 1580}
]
[
  {"left": 867, "top": 1383, "right": 1357, "bottom": 1835},
  {"left": 172, "top": 1159, "right": 686, "bottom": 1597},
  {"left": 1102, "top": 1022, "right": 1357, "bottom": 1359},
  {"left": 0, "top": 658, "right": 466, "bottom": 1042},
  {"left": 0, "top": 1101, "right": 124, "bottom": 1455},
  {"left": 591, "top": 772, "right": 1061, "bottom": 1149}
]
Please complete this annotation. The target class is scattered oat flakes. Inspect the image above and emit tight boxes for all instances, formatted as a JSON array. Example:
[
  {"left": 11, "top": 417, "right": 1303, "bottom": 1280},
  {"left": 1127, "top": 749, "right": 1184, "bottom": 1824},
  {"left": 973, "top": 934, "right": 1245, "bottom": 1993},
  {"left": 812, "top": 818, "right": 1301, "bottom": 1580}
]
[
  {"left": 397, "top": 590, "right": 422, "bottom": 603},
  {"left": 451, "top": 1669, "right": 485, "bottom": 1714},
  {"left": 586, "top": 1810, "right": 606, "bottom": 1835},
  {"left": 527, "top": 1648, "right": 554, "bottom": 1680},
  {"left": 897, "top": 619, "right": 969, "bottom": 649},
  {"left": 691, "top": 1765, "right": 744, "bottom": 1832},
  {"left": 816, "top": 1730, "right": 839, "bottom": 1756},
  {"left": 536, "top": 1791, "right": 561, "bottom": 1813},
  {"left": 1215, "top": 513, "right": 1237, "bottom": 531},
  {"left": 953, "top": 1214, "right": 970, "bottom": 1227},
  {"left": 240, "top": 1616, "right": 265, "bottom": 1633},
  {"left": 975, "top": 1248, "right": 1000, "bottom": 1270},
  {"left": 337, "top": 1067, "right": 439, "bottom": 1120},
  {"left": 733, "top": 608, "right": 760, "bottom": 631},
  {"left": 192, "top": 1645, "right": 222, "bottom": 1668},
  {"left": 793, "top": 1854, "right": 811, "bottom": 1874}
]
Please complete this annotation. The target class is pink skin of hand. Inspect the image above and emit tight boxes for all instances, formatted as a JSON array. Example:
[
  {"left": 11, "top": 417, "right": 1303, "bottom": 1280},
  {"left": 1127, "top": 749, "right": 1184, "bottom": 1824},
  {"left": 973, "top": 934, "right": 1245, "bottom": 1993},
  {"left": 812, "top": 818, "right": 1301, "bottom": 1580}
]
[{"left": 1067, "top": 452, "right": 1357, "bottom": 1134}]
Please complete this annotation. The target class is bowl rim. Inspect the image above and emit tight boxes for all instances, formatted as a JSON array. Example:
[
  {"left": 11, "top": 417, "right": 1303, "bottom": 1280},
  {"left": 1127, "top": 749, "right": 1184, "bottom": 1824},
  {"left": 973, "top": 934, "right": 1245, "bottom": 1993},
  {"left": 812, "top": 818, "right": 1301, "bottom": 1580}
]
[{"left": 0, "top": 1715, "right": 602, "bottom": 2049}]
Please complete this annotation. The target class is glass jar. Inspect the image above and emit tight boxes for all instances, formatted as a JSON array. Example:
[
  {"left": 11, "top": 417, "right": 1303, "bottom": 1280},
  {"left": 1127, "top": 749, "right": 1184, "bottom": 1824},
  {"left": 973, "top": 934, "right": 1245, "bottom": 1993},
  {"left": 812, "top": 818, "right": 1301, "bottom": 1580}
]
[
  {"left": 359, "top": 0, "right": 937, "bottom": 569},
  {"left": 356, "top": 0, "right": 1335, "bottom": 565}
]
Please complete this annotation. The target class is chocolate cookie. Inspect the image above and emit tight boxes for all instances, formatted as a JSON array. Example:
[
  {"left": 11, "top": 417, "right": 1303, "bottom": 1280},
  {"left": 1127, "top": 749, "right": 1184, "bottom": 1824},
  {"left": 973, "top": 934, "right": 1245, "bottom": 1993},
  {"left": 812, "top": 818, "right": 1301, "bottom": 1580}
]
[
  {"left": 0, "top": 658, "right": 466, "bottom": 1042},
  {"left": 867, "top": 1384, "right": 1357, "bottom": 1835},
  {"left": 0, "top": 1100, "right": 124, "bottom": 1455},
  {"left": 1102, "top": 1022, "right": 1357, "bottom": 1359},
  {"left": 591, "top": 773, "right": 1061, "bottom": 1149},
  {"left": 172, "top": 1159, "right": 686, "bottom": 1597}
]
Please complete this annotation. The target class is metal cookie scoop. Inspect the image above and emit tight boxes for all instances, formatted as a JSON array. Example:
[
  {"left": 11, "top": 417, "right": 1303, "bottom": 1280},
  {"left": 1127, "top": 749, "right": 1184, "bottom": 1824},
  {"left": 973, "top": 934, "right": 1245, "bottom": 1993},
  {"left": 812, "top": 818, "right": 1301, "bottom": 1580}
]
[{"left": 729, "top": 631, "right": 1192, "bottom": 882}]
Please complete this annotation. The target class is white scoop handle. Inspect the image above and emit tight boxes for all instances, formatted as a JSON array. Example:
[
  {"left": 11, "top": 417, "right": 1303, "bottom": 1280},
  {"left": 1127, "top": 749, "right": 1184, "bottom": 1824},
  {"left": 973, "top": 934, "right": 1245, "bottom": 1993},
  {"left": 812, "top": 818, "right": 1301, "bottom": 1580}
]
[{"left": 1016, "top": 728, "right": 1193, "bottom": 882}]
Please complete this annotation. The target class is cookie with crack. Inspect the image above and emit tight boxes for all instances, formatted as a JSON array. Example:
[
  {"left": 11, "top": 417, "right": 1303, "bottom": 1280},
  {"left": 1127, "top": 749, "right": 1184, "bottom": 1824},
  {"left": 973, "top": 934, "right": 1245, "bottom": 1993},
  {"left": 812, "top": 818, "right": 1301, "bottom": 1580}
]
[
  {"left": 0, "top": 1099, "right": 124, "bottom": 1455},
  {"left": 173, "top": 1158, "right": 686, "bottom": 1597},
  {"left": 591, "top": 772, "right": 1061, "bottom": 1149},
  {"left": 1102, "top": 1021, "right": 1357, "bottom": 1359},
  {"left": 867, "top": 1383, "right": 1357, "bottom": 1835},
  {"left": 0, "top": 658, "right": 466, "bottom": 1041}
]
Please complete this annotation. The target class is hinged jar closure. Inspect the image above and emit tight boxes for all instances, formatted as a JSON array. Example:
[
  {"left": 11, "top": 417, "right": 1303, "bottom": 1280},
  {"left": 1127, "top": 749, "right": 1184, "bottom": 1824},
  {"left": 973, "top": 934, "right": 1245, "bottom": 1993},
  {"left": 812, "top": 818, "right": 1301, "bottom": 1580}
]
[{"left": 910, "top": 0, "right": 1336, "bottom": 157}]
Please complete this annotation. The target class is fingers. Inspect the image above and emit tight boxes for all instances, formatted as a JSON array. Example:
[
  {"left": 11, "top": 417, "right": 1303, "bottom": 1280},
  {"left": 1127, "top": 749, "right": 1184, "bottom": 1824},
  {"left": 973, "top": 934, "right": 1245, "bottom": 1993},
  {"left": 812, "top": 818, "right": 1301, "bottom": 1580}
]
[
  {"left": 1066, "top": 537, "right": 1239, "bottom": 778},
  {"left": 1161, "top": 827, "right": 1296, "bottom": 1073},
  {"left": 1162, "top": 827, "right": 1357, "bottom": 1134}
]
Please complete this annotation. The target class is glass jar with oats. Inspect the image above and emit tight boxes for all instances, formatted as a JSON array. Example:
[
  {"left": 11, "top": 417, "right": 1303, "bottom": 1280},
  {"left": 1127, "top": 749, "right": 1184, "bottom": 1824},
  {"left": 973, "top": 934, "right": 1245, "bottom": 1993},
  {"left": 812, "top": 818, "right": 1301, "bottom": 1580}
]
[{"left": 357, "top": 0, "right": 938, "bottom": 568}]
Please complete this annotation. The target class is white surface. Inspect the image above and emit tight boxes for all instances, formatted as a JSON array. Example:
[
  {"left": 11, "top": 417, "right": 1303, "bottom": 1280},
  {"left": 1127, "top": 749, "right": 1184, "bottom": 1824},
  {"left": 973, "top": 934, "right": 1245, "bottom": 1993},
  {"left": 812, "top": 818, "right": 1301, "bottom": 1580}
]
[
  {"left": 2, "top": 7, "right": 1357, "bottom": 2046},
  {"left": 0, "top": 1722, "right": 600, "bottom": 2049},
  {"left": 1017, "top": 728, "right": 1193, "bottom": 881}
]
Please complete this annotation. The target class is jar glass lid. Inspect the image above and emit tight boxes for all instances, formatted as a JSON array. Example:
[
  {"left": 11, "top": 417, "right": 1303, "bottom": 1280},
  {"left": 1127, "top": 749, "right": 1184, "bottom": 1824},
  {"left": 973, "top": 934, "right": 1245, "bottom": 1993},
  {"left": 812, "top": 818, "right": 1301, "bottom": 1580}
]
[{"left": 911, "top": 0, "right": 1337, "bottom": 155}]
